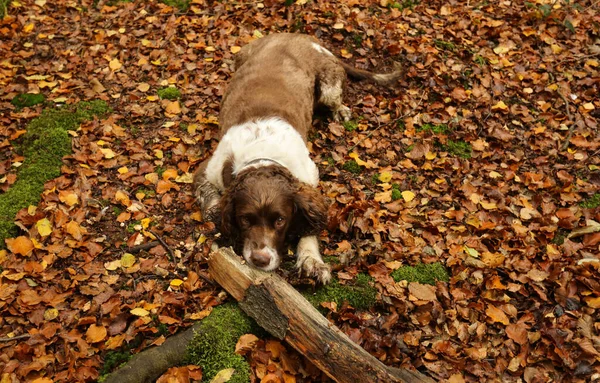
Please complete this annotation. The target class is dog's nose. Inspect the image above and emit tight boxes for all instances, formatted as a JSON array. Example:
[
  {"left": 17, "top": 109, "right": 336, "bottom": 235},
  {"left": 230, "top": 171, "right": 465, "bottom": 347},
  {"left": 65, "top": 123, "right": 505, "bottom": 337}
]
[{"left": 250, "top": 250, "right": 271, "bottom": 268}]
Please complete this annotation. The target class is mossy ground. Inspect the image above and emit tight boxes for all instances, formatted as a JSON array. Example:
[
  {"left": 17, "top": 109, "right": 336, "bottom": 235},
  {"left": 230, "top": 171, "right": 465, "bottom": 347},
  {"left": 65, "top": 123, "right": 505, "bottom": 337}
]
[
  {"left": 342, "top": 159, "right": 361, "bottom": 174},
  {"left": 0, "top": 101, "right": 110, "bottom": 247},
  {"left": 11, "top": 93, "right": 45, "bottom": 108},
  {"left": 304, "top": 273, "right": 377, "bottom": 311},
  {"left": 391, "top": 262, "right": 449, "bottom": 285},
  {"left": 157, "top": 86, "right": 182, "bottom": 100},
  {"left": 0, "top": 0, "right": 9, "bottom": 18},
  {"left": 580, "top": 193, "right": 600, "bottom": 209},
  {"left": 443, "top": 140, "right": 472, "bottom": 159},
  {"left": 186, "top": 303, "right": 260, "bottom": 383}
]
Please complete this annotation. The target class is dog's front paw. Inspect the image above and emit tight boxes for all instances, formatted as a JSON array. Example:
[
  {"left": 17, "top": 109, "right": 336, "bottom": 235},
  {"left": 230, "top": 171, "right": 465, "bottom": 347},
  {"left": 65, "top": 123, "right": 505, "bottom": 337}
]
[
  {"left": 334, "top": 105, "right": 351, "bottom": 122},
  {"left": 297, "top": 256, "right": 332, "bottom": 284}
]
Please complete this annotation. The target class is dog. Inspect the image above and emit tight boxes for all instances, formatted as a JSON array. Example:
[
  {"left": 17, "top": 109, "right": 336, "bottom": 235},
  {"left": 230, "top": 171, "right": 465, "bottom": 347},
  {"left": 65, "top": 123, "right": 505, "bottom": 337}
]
[{"left": 194, "top": 33, "right": 401, "bottom": 284}]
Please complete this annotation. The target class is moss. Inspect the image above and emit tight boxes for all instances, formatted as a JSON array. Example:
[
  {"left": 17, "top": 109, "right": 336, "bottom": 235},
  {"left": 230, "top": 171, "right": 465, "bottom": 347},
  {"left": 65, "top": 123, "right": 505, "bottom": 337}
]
[
  {"left": 389, "top": 0, "right": 419, "bottom": 10},
  {"left": 98, "top": 350, "right": 132, "bottom": 380},
  {"left": 157, "top": 86, "right": 181, "bottom": 100},
  {"left": 304, "top": 274, "right": 377, "bottom": 311},
  {"left": 434, "top": 39, "right": 456, "bottom": 52},
  {"left": 444, "top": 140, "right": 472, "bottom": 159},
  {"left": 417, "top": 123, "right": 449, "bottom": 134},
  {"left": 391, "top": 262, "right": 449, "bottom": 285},
  {"left": 0, "top": 0, "right": 9, "bottom": 18},
  {"left": 0, "top": 101, "right": 110, "bottom": 247},
  {"left": 343, "top": 120, "right": 358, "bottom": 132},
  {"left": 186, "top": 303, "right": 260, "bottom": 383},
  {"left": 580, "top": 193, "right": 600, "bottom": 209},
  {"left": 11, "top": 93, "right": 45, "bottom": 108},
  {"left": 391, "top": 183, "right": 402, "bottom": 201},
  {"left": 342, "top": 160, "right": 361, "bottom": 174},
  {"left": 160, "top": 0, "right": 190, "bottom": 11}
]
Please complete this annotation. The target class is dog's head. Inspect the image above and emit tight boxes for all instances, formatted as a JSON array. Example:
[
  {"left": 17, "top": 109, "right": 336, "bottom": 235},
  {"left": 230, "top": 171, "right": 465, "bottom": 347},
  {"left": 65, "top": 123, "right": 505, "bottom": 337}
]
[{"left": 219, "top": 165, "right": 327, "bottom": 271}]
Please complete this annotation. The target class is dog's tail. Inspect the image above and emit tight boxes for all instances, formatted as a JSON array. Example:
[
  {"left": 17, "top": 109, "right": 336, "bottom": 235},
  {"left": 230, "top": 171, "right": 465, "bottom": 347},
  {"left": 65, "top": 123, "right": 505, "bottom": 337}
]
[{"left": 340, "top": 62, "right": 402, "bottom": 86}]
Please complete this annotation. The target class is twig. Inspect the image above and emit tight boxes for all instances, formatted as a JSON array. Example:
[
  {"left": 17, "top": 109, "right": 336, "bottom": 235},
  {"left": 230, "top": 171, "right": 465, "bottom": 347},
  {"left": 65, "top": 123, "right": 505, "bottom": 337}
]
[
  {"left": 558, "top": 89, "right": 575, "bottom": 151},
  {"left": 148, "top": 230, "right": 175, "bottom": 260},
  {"left": 127, "top": 241, "right": 160, "bottom": 253},
  {"left": 348, "top": 90, "right": 426, "bottom": 152},
  {"left": 0, "top": 334, "right": 30, "bottom": 342}
]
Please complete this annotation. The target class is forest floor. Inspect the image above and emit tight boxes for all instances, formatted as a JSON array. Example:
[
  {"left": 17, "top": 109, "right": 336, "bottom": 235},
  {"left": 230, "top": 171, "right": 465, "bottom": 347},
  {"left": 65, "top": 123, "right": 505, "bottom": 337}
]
[{"left": 1, "top": 0, "right": 599, "bottom": 382}]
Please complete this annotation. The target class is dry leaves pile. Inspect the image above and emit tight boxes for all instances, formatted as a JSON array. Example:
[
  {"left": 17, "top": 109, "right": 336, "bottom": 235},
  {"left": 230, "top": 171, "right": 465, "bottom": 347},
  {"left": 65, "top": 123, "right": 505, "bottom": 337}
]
[{"left": 0, "top": 0, "right": 599, "bottom": 382}]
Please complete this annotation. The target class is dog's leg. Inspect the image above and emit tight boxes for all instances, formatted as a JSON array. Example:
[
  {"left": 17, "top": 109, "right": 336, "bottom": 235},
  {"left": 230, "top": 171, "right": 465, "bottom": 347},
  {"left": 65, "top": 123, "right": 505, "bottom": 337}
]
[
  {"left": 316, "top": 65, "right": 351, "bottom": 122},
  {"left": 193, "top": 160, "right": 221, "bottom": 223},
  {"left": 296, "top": 235, "right": 331, "bottom": 284}
]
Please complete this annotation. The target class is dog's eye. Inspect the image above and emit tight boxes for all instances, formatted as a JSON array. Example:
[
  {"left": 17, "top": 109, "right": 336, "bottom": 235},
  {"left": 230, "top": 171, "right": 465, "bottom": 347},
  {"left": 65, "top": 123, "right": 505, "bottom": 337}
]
[
  {"left": 274, "top": 216, "right": 285, "bottom": 228},
  {"left": 240, "top": 216, "right": 251, "bottom": 227}
]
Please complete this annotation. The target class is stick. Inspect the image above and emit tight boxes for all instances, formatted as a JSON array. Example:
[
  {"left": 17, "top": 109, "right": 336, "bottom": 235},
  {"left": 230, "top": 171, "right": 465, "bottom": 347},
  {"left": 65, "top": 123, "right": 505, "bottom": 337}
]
[
  {"left": 103, "top": 323, "right": 202, "bottom": 383},
  {"left": 208, "top": 247, "right": 436, "bottom": 383},
  {"left": 0, "top": 334, "right": 30, "bottom": 342}
]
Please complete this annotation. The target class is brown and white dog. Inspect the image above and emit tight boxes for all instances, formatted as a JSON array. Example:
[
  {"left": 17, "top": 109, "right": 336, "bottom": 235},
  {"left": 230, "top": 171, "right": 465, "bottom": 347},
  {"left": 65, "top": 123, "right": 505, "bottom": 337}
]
[{"left": 194, "top": 33, "right": 400, "bottom": 284}]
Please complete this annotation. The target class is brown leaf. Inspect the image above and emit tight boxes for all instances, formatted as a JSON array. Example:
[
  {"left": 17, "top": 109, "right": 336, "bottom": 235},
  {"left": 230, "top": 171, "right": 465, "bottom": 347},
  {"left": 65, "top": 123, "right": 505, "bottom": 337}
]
[
  {"left": 405, "top": 143, "right": 430, "bottom": 160},
  {"left": 6, "top": 236, "right": 34, "bottom": 256},
  {"left": 505, "top": 323, "right": 527, "bottom": 345},
  {"left": 408, "top": 283, "right": 437, "bottom": 301},
  {"left": 235, "top": 334, "right": 259, "bottom": 355},
  {"left": 86, "top": 324, "right": 107, "bottom": 343},
  {"left": 485, "top": 304, "right": 510, "bottom": 325}
]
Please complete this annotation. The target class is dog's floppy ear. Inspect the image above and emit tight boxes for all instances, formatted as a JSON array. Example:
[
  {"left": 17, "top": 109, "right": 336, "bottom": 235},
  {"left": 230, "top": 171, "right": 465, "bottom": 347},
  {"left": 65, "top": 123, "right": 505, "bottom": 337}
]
[
  {"left": 219, "top": 190, "right": 237, "bottom": 239},
  {"left": 292, "top": 184, "right": 328, "bottom": 236}
]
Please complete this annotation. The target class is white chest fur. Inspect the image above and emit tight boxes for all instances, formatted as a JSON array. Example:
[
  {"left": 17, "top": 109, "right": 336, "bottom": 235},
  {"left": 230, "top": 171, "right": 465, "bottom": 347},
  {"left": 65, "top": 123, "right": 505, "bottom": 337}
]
[{"left": 204, "top": 118, "right": 319, "bottom": 190}]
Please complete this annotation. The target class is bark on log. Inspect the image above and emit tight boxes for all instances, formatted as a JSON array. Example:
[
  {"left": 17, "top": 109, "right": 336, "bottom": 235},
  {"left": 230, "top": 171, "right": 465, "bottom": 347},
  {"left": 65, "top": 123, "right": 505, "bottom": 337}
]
[
  {"left": 208, "top": 247, "right": 436, "bottom": 383},
  {"left": 103, "top": 322, "right": 202, "bottom": 383}
]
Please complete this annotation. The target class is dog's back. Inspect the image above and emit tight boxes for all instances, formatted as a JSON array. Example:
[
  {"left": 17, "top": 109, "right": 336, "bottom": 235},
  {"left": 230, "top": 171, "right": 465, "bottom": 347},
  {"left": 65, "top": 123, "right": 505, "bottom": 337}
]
[{"left": 220, "top": 34, "right": 337, "bottom": 137}]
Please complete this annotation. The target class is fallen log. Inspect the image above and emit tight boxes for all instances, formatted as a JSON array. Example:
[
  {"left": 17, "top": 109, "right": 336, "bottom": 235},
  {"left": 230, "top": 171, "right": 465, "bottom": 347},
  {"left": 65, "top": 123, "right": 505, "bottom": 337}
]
[
  {"left": 103, "top": 322, "right": 202, "bottom": 383},
  {"left": 208, "top": 247, "right": 436, "bottom": 383}
]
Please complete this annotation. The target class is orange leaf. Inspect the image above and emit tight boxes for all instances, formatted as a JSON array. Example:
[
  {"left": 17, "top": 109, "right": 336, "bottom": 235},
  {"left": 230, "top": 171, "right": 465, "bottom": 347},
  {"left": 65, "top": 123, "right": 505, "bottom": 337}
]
[
  {"left": 86, "top": 324, "right": 107, "bottom": 343},
  {"left": 66, "top": 221, "right": 84, "bottom": 241},
  {"left": 165, "top": 100, "right": 181, "bottom": 114},
  {"left": 235, "top": 334, "right": 259, "bottom": 355},
  {"left": 156, "top": 180, "right": 178, "bottom": 194},
  {"left": 6, "top": 236, "right": 34, "bottom": 256},
  {"left": 485, "top": 304, "right": 510, "bottom": 325},
  {"left": 162, "top": 168, "right": 179, "bottom": 181}
]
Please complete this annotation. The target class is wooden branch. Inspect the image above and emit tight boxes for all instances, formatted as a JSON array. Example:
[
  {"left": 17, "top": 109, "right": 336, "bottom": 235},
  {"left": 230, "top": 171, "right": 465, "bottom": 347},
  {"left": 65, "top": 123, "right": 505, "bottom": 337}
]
[
  {"left": 103, "top": 323, "right": 202, "bottom": 383},
  {"left": 208, "top": 247, "right": 435, "bottom": 383}
]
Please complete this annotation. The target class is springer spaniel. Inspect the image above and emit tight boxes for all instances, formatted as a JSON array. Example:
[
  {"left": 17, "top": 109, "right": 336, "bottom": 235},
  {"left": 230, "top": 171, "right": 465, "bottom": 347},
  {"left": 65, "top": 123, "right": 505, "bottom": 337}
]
[{"left": 194, "top": 33, "right": 400, "bottom": 284}]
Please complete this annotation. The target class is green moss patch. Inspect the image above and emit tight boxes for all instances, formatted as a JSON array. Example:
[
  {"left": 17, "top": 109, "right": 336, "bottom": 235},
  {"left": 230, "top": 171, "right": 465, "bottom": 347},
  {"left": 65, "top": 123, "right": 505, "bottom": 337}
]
[
  {"left": 186, "top": 303, "right": 260, "bottom": 383},
  {"left": 443, "top": 139, "right": 472, "bottom": 159},
  {"left": 391, "top": 183, "right": 402, "bottom": 201},
  {"left": 157, "top": 86, "right": 182, "bottom": 100},
  {"left": 0, "top": 0, "right": 9, "bottom": 19},
  {"left": 580, "top": 193, "right": 600, "bottom": 209},
  {"left": 342, "top": 159, "right": 361, "bottom": 174},
  {"left": 343, "top": 120, "right": 358, "bottom": 132},
  {"left": 0, "top": 101, "right": 110, "bottom": 246},
  {"left": 304, "top": 274, "right": 377, "bottom": 311},
  {"left": 416, "top": 123, "right": 449, "bottom": 134},
  {"left": 99, "top": 350, "right": 132, "bottom": 380},
  {"left": 160, "top": 0, "right": 190, "bottom": 10},
  {"left": 391, "top": 262, "right": 449, "bottom": 285},
  {"left": 11, "top": 93, "right": 45, "bottom": 108}
]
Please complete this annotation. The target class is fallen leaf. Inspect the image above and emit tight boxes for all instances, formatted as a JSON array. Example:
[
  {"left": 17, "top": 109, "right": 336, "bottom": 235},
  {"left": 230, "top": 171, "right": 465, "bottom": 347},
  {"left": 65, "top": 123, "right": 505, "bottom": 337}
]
[
  {"left": 6, "top": 236, "right": 34, "bottom": 256},
  {"left": 109, "top": 58, "right": 122, "bottom": 71},
  {"left": 165, "top": 100, "right": 181, "bottom": 114},
  {"left": 210, "top": 368, "right": 235, "bottom": 383},
  {"left": 485, "top": 304, "right": 510, "bottom": 325},
  {"left": 36, "top": 218, "right": 52, "bottom": 237},
  {"left": 86, "top": 324, "right": 107, "bottom": 343},
  {"left": 235, "top": 334, "right": 259, "bottom": 355},
  {"left": 131, "top": 307, "right": 150, "bottom": 316}
]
